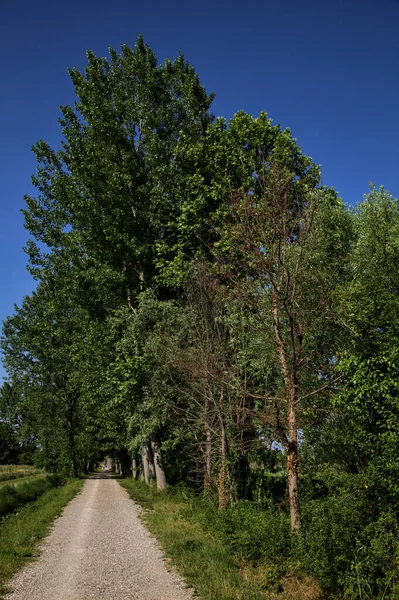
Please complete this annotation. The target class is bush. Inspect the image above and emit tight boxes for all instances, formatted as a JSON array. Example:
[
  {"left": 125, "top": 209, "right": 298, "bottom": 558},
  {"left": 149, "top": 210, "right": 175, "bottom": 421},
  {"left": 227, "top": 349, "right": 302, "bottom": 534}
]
[
  {"left": 0, "top": 475, "right": 63, "bottom": 517},
  {"left": 215, "top": 502, "right": 291, "bottom": 562},
  {"left": 297, "top": 493, "right": 366, "bottom": 595},
  {"left": 183, "top": 496, "right": 290, "bottom": 563},
  {"left": 344, "top": 509, "right": 399, "bottom": 600}
]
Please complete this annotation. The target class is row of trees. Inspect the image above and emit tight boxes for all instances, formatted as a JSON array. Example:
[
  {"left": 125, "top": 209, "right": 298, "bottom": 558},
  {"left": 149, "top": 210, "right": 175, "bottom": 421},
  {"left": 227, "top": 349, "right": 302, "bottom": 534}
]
[{"left": 1, "top": 38, "right": 399, "bottom": 547}]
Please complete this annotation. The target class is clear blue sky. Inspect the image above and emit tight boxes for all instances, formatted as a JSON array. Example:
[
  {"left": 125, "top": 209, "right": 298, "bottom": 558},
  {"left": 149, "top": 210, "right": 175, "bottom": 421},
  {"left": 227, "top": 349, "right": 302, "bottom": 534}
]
[{"left": 1, "top": 0, "right": 399, "bottom": 379}]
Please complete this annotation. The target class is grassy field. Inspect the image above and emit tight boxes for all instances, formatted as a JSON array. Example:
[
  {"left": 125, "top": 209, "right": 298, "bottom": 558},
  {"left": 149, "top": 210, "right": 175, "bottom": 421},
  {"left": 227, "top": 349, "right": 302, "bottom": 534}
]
[
  {"left": 0, "top": 474, "right": 45, "bottom": 489},
  {"left": 119, "top": 480, "right": 322, "bottom": 600},
  {"left": 0, "top": 478, "right": 84, "bottom": 598},
  {"left": 0, "top": 474, "right": 67, "bottom": 518},
  {"left": 0, "top": 465, "right": 42, "bottom": 483}
]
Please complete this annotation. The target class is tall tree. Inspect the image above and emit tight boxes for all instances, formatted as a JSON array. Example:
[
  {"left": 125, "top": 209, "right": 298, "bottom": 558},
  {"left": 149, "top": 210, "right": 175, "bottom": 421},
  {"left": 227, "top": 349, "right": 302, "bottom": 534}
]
[
  {"left": 1, "top": 275, "right": 89, "bottom": 476},
  {"left": 337, "top": 185, "right": 399, "bottom": 497},
  {"left": 215, "top": 159, "right": 351, "bottom": 531},
  {"left": 23, "top": 36, "right": 215, "bottom": 307}
]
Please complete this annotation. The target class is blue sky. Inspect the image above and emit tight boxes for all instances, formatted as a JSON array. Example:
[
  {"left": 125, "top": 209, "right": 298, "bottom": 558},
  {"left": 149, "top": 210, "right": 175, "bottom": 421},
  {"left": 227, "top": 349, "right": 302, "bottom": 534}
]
[{"left": 1, "top": 0, "right": 399, "bottom": 379}]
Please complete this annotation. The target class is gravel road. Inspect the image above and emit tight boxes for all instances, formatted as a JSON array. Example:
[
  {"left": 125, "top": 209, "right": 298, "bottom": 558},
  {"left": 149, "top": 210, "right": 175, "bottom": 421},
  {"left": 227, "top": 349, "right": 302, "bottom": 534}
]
[{"left": 5, "top": 475, "right": 193, "bottom": 600}]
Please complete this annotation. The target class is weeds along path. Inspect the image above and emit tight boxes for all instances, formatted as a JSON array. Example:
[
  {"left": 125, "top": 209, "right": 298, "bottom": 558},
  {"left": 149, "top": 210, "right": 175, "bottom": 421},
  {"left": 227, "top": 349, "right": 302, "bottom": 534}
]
[{"left": 5, "top": 474, "right": 192, "bottom": 600}]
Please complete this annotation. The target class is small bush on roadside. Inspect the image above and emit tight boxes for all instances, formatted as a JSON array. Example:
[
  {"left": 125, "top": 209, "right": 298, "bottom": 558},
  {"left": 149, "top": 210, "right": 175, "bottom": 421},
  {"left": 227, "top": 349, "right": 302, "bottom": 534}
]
[{"left": 216, "top": 502, "right": 290, "bottom": 562}]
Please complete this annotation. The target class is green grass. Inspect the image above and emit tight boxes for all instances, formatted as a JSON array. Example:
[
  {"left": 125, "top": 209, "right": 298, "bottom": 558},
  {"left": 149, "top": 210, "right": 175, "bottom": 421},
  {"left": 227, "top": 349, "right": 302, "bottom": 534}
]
[
  {"left": 0, "top": 478, "right": 84, "bottom": 598},
  {"left": 0, "top": 475, "right": 64, "bottom": 517},
  {"left": 119, "top": 480, "right": 322, "bottom": 600},
  {"left": 0, "top": 465, "right": 41, "bottom": 483},
  {"left": 0, "top": 474, "right": 46, "bottom": 489}
]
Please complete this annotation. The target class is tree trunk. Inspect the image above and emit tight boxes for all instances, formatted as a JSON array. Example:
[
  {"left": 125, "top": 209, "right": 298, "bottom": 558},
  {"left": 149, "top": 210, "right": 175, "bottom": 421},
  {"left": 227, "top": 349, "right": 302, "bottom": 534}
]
[
  {"left": 67, "top": 400, "right": 78, "bottom": 478},
  {"left": 272, "top": 291, "right": 301, "bottom": 532},
  {"left": 150, "top": 434, "right": 167, "bottom": 491},
  {"left": 148, "top": 443, "right": 156, "bottom": 483},
  {"left": 287, "top": 400, "right": 300, "bottom": 533},
  {"left": 204, "top": 396, "right": 212, "bottom": 490},
  {"left": 218, "top": 419, "right": 228, "bottom": 509},
  {"left": 142, "top": 445, "right": 150, "bottom": 484},
  {"left": 132, "top": 458, "right": 138, "bottom": 480},
  {"left": 142, "top": 439, "right": 155, "bottom": 484}
]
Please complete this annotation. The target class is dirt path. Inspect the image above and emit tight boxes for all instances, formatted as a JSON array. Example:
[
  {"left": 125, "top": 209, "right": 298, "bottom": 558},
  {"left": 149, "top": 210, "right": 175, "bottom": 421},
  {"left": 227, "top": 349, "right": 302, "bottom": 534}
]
[{"left": 5, "top": 475, "right": 192, "bottom": 600}]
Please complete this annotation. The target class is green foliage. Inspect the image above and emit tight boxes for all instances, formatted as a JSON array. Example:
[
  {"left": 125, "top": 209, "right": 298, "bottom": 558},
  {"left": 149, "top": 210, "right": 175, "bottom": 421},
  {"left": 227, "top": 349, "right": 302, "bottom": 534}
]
[
  {"left": 345, "top": 510, "right": 399, "bottom": 600},
  {"left": 0, "top": 423, "right": 20, "bottom": 464},
  {"left": 296, "top": 488, "right": 399, "bottom": 600},
  {"left": 3, "top": 35, "right": 399, "bottom": 600},
  {"left": 184, "top": 497, "right": 291, "bottom": 563},
  {"left": 298, "top": 490, "right": 366, "bottom": 593}
]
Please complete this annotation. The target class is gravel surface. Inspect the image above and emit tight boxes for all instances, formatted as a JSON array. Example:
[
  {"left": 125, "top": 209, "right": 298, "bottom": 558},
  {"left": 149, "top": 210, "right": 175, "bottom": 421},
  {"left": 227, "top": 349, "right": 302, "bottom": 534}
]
[{"left": 6, "top": 475, "right": 193, "bottom": 600}]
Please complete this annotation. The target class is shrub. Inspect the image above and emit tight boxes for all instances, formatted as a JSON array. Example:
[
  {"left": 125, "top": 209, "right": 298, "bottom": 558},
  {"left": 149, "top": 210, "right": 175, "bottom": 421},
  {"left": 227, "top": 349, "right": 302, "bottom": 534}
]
[
  {"left": 297, "top": 494, "right": 366, "bottom": 595},
  {"left": 344, "top": 509, "right": 399, "bottom": 600},
  {"left": 183, "top": 496, "right": 290, "bottom": 563}
]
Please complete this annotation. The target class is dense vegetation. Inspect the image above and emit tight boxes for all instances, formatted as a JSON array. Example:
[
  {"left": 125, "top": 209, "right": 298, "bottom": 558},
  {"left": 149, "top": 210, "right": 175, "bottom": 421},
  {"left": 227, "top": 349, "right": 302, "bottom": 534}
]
[{"left": 1, "top": 37, "right": 399, "bottom": 598}]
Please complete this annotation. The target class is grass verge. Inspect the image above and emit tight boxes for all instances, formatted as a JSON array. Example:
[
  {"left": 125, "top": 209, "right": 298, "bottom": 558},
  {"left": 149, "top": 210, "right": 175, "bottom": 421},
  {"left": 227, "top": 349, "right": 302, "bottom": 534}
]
[
  {"left": 119, "top": 480, "right": 322, "bottom": 600},
  {"left": 0, "top": 478, "right": 84, "bottom": 598},
  {"left": 0, "top": 475, "right": 64, "bottom": 517},
  {"left": 0, "top": 474, "right": 48, "bottom": 489},
  {"left": 0, "top": 466, "right": 41, "bottom": 483}
]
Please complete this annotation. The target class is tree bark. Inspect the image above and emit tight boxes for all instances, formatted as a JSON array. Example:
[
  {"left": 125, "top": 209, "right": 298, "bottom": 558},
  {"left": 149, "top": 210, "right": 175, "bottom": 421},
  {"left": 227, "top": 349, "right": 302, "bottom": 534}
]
[
  {"left": 142, "top": 445, "right": 150, "bottom": 484},
  {"left": 204, "top": 396, "right": 212, "bottom": 490},
  {"left": 150, "top": 433, "right": 167, "bottom": 491},
  {"left": 132, "top": 458, "right": 138, "bottom": 480},
  {"left": 218, "top": 418, "right": 228, "bottom": 509},
  {"left": 272, "top": 291, "right": 301, "bottom": 533},
  {"left": 67, "top": 397, "right": 78, "bottom": 478},
  {"left": 287, "top": 400, "right": 300, "bottom": 533},
  {"left": 142, "top": 439, "right": 155, "bottom": 484}
]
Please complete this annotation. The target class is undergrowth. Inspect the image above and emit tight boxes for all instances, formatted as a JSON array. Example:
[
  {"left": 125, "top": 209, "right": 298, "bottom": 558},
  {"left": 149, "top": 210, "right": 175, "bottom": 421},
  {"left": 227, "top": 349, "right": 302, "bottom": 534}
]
[
  {"left": 119, "top": 480, "right": 322, "bottom": 600},
  {"left": 121, "top": 478, "right": 399, "bottom": 599}
]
